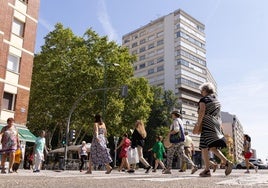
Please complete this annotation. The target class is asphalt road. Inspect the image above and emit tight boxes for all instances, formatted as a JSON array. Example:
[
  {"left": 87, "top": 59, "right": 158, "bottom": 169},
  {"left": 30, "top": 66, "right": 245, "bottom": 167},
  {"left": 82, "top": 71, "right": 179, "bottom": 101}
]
[{"left": 0, "top": 168, "right": 267, "bottom": 188}]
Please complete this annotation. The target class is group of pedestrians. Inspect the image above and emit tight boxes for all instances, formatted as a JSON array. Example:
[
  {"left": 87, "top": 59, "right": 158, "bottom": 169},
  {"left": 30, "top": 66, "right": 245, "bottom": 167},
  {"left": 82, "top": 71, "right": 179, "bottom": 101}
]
[
  {"left": 0, "top": 82, "right": 256, "bottom": 177},
  {"left": 0, "top": 117, "right": 48, "bottom": 174},
  {"left": 82, "top": 82, "right": 250, "bottom": 177}
]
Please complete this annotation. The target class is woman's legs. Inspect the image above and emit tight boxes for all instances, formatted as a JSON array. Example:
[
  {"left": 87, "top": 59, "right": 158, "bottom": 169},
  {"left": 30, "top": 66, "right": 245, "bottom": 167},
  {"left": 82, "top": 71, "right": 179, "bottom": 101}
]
[
  {"left": 137, "top": 146, "right": 150, "bottom": 168},
  {"left": 209, "top": 147, "right": 228, "bottom": 164},
  {"left": 8, "top": 152, "right": 15, "bottom": 172},
  {"left": 201, "top": 148, "right": 210, "bottom": 171},
  {"left": 210, "top": 147, "right": 232, "bottom": 176},
  {"left": 1, "top": 154, "right": 7, "bottom": 173}
]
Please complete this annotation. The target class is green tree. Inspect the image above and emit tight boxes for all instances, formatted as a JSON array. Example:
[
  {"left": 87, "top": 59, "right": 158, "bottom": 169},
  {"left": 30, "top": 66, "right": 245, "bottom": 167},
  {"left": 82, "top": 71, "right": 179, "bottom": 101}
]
[
  {"left": 28, "top": 23, "right": 153, "bottom": 149},
  {"left": 145, "top": 87, "right": 178, "bottom": 149}
]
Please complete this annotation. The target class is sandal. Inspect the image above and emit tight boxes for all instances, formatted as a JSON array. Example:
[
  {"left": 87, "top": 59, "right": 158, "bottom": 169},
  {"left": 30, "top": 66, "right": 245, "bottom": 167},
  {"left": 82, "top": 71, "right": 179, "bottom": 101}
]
[
  {"left": 105, "top": 166, "right": 113, "bottom": 174},
  {"left": 199, "top": 169, "right": 211, "bottom": 177}
]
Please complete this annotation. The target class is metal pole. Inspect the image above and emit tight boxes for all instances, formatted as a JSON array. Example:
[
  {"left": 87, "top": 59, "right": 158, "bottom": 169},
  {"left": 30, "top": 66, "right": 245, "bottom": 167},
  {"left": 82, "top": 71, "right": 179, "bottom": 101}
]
[
  {"left": 102, "top": 62, "right": 107, "bottom": 120},
  {"left": 113, "top": 136, "right": 119, "bottom": 167}
]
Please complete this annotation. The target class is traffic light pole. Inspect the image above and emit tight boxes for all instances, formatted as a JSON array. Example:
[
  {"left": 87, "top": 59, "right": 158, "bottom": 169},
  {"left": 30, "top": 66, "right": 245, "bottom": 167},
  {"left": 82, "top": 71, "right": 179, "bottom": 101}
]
[{"left": 64, "top": 85, "right": 127, "bottom": 170}]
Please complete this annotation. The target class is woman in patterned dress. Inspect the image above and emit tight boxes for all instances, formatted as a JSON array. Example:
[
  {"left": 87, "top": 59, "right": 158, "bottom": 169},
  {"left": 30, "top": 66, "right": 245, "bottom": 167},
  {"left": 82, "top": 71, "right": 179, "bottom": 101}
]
[
  {"left": 193, "top": 82, "right": 233, "bottom": 177},
  {"left": 0, "top": 117, "right": 20, "bottom": 173},
  {"left": 86, "top": 114, "right": 112, "bottom": 174}
]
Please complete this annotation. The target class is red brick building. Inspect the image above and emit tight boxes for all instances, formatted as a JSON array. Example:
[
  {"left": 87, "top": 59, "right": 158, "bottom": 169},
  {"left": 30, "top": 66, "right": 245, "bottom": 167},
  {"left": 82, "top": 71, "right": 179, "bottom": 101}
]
[{"left": 0, "top": 0, "right": 40, "bottom": 144}]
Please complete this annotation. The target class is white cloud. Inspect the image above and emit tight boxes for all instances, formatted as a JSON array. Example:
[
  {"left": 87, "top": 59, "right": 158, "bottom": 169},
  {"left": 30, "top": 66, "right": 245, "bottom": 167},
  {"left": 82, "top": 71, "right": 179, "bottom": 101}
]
[
  {"left": 97, "top": 0, "right": 119, "bottom": 42},
  {"left": 38, "top": 17, "right": 54, "bottom": 32}
]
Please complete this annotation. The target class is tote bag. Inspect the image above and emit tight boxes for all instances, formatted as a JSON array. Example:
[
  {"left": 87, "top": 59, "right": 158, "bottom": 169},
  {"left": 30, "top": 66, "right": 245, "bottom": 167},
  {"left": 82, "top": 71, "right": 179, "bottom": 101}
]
[{"left": 127, "top": 147, "right": 139, "bottom": 164}]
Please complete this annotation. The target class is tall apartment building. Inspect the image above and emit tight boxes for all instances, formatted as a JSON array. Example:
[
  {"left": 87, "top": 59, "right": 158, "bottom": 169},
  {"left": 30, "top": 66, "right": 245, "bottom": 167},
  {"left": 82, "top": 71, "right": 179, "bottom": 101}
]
[
  {"left": 0, "top": 0, "right": 40, "bottom": 152},
  {"left": 122, "top": 9, "right": 216, "bottom": 152}
]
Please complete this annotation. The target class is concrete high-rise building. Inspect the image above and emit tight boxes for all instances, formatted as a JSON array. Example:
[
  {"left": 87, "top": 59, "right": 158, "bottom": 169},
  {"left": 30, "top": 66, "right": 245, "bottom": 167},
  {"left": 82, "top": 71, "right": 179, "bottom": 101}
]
[
  {"left": 221, "top": 111, "right": 245, "bottom": 162},
  {"left": 122, "top": 9, "right": 216, "bottom": 153},
  {"left": 0, "top": 0, "right": 40, "bottom": 152}
]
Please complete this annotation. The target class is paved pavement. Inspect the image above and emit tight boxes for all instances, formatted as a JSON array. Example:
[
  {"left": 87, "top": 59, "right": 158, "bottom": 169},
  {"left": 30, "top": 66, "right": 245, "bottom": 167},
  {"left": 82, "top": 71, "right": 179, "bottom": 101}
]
[{"left": 0, "top": 168, "right": 268, "bottom": 188}]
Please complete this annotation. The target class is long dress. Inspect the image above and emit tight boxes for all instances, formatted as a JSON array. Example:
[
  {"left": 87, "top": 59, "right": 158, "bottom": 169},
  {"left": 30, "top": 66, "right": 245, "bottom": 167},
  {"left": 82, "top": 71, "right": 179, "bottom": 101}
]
[
  {"left": 90, "top": 127, "right": 112, "bottom": 165},
  {"left": 199, "top": 95, "right": 227, "bottom": 149}
]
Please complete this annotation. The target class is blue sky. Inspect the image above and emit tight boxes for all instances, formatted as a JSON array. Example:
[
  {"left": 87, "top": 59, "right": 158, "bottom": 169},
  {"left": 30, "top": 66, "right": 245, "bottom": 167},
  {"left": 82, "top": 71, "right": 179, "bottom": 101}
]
[{"left": 36, "top": 0, "right": 268, "bottom": 161}]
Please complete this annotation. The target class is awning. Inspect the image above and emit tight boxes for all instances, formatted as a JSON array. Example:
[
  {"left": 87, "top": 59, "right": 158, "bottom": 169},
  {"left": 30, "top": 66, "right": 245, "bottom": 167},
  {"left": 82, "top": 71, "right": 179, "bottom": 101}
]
[{"left": 0, "top": 124, "right": 36, "bottom": 143}]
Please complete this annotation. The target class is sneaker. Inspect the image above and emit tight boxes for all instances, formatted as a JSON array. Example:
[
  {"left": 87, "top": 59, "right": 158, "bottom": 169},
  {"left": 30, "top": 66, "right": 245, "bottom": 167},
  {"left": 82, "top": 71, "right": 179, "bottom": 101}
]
[
  {"left": 152, "top": 169, "right": 156, "bottom": 172},
  {"left": 244, "top": 170, "right": 250, "bottom": 174},
  {"left": 33, "top": 170, "right": 40, "bottom": 173},
  {"left": 254, "top": 166, "right": 258, "bottom": 173},
  {"left": 191, "top": 166, "right": 198, "bottom": 174},
  {"left": 145, "top": 166, "right": 152, "bottom": 173},
  {"left": 225, "top": 161, "right": 233, "bottom": 176},
  {"left": 8, "top": 170, "right": 13, "bottom": 174},
  {"left": 199, "top": 170, "right": 211, "bottom": 177},
  {"left": 162, "top": 169, "right": 171, "bottom": 174}
]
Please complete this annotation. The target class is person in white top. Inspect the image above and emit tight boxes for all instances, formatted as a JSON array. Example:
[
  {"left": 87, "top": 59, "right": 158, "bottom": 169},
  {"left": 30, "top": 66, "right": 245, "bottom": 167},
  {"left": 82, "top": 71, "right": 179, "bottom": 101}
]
[{"left": 180, "top": 131, "right": 194, "bottom": 172}]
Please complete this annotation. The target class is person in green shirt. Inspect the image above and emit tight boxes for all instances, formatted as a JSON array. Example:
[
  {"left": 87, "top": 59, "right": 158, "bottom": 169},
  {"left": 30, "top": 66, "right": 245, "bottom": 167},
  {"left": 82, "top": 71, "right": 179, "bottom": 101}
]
[{"left": 151, "top": 136, "right": 166, "bottom": 172}]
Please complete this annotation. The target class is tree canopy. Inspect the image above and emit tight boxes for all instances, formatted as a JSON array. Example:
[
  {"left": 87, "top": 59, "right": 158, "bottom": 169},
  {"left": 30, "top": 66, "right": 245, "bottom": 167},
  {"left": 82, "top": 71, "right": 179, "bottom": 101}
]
[{"left": 28, "top": 23, "right": 154, "bottom": 148}]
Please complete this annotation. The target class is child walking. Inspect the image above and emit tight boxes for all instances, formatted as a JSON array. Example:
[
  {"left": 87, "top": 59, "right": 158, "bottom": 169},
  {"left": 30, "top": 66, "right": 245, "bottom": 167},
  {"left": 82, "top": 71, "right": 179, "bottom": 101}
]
[{"left": 151, "top": 135, "right": 166, "bottom": 172}]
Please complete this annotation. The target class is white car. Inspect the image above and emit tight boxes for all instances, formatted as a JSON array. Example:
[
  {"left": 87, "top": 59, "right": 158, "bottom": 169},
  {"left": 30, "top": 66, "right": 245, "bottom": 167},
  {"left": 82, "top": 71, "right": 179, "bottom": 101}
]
[{"left": 236, "top": 158, "right": 267, "bottom": 169}]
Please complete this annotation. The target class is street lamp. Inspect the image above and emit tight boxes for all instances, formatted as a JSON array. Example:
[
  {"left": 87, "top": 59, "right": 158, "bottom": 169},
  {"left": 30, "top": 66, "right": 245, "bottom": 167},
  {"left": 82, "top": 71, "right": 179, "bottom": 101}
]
[
  {"left": 102, "top": 61, "right": 120, "bottom": 120},
  {"left": 113, "top": 136, "right": 119, "bottom": 167}
]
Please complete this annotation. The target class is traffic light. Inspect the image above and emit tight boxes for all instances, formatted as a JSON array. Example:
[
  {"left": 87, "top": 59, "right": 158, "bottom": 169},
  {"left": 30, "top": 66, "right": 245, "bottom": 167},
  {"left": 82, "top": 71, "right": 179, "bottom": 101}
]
[
  {"left": 62, "top": 136, "right": 66, "bottom": 145},
  {"left": 69, "top": 129, "right": 76, "bottom": 140},
  {"left": 121, "top": 85, "right": 128, "bottom": 98}
]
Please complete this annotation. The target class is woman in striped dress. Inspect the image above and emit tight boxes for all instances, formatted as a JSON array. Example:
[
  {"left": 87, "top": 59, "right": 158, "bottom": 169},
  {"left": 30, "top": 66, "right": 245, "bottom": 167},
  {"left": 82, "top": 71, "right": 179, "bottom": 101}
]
[{"left": 193, "top": 82, "right": 233, "bottom": 177}]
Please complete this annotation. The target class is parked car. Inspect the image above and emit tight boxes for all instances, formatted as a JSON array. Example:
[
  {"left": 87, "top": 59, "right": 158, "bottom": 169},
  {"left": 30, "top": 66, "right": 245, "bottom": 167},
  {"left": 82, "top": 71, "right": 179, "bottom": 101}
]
[{"left": 236, "top": 158, "right": 267, "bottom": 169}]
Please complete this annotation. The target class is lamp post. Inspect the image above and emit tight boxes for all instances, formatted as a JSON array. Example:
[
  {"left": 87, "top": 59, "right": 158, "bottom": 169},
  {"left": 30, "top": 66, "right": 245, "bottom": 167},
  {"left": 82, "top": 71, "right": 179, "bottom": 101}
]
[
  {"left": 102, "top": 62, "right": 120, "bottom": 120},
  {"left": 113, "top": 136, "right": 119, "bottom": 167}
]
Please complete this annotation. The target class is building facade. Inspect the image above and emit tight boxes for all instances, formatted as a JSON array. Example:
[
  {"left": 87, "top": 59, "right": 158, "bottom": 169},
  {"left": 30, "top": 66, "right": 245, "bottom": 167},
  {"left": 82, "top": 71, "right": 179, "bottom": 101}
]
[
  {"left": 221, "top": 111, "right": 245, "bottom": 162},
  {"left": 0, "top": 0, "right": 40, "bottom": 125},
  {"left": 0, "top": 0, "right": 40, "bottom": 161},
  {"left": 122, "top": 9, "right": 216, "bottom": 153}
]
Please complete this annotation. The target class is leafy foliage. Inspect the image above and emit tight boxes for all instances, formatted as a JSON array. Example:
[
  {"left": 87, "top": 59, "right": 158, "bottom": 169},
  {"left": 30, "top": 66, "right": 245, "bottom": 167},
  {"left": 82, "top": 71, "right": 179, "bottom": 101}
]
[{"left": 28, "top": 24, "right": 152, "bottom": 148}]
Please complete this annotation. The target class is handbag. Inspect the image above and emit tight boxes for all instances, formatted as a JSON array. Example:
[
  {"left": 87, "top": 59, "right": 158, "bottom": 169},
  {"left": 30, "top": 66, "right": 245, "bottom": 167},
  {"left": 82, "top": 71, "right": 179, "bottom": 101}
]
[
  {"left": 127, "top": 147, "right": 139, "bottom": 164},
  {"left": 169, "top": 120, "right": 185, "bottom": 144}
]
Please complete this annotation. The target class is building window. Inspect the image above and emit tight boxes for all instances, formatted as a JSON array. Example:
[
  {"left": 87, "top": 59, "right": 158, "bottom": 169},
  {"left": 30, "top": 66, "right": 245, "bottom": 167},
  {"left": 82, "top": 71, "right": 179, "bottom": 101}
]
[
  {"left": 148, "top": 43, "right": 154, "bottom": 49},
  {"left": 19, "top": 0, "right": 28, "bottom": 4},
  {"left": 12, "top": 18, "right": 25, "bottom": 37},
  {"left": 139, "top": 55, "right": 145, "bottom": 61},
  {"left": 148, "top": 68, "right": 154, "bottom": 74},
  {"left": 157, "top": 39, "right": 164, "bottom": 46},
  {"left": 132, "top": 42, "right": 137, "bottom": 48},
  {"left": 2, "top": 92, "right": 16, "bottom": 111},
  {"left": 148, "top": 60, "right": 154, "bottom": 66},
  {"left": 7, "top": 54, "right": 20, "bottom": 73},
  {"left": 139, "top": 47, "right": 146, "bottom": 53},
  {"left": 140, "top": 39, "right": 146, "bottom": 45},
  {"left": 157, "top": 56, "right": 164, "bottom": 63},
  {"left": 157, "top": 65, "right": 164, "bottom": 72},
  {"left": 139, "top": 63, "right": 146, "bottom": 69}
]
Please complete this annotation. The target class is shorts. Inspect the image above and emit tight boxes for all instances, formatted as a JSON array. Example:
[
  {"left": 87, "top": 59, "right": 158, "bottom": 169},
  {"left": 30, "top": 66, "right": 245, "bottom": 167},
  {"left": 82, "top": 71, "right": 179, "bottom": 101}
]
[{"left": 244, "top": 151, "right": 252, "bottom": 159}]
